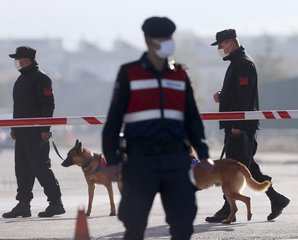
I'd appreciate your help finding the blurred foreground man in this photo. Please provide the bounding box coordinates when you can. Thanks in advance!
[102,17,213,240]
[2,46,65,218]
[207,29,290,223]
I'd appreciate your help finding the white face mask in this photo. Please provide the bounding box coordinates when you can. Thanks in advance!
[154,39,175,59]
[14,59,22,70]
[217,48,229,58]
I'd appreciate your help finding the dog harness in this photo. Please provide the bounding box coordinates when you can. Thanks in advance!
[82,154,107,176]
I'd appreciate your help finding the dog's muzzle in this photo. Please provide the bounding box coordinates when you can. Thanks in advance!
[61,158,74,167]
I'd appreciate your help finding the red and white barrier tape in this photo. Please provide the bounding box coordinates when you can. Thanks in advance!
[0,110,297,128]
[0,116,106,128]
[200,110,298,121]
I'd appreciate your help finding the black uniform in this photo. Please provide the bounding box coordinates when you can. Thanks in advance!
[207,29,290,223]
[219,46,271,182]
[103,53,209,240]
[12,63,62,203]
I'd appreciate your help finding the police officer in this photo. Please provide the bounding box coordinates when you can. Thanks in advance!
[206,29,290,223]
[2,46,65,218]
[102,16,213,240]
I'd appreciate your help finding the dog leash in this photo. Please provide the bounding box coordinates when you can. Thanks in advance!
[220,135,231,159]
[50,139,65,161]
[39,134,65,161]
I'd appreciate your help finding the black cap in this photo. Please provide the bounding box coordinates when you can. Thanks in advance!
[142,16,176,38]
[9,46,36,60]
[211,29,237,46]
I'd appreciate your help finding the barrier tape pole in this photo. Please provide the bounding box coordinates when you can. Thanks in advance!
[0,110,297,128]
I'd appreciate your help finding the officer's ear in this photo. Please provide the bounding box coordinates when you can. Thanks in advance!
[145,36,153,48]
[145,36,159,53]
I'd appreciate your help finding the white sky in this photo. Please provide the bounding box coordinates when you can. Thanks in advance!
[1,0,298,50]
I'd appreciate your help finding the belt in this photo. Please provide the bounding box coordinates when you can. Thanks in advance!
[126,142,188,156]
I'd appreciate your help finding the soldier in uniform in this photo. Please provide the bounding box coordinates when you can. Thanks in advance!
[102,16,213,240]
[206,29,290,223]
[2,46,65,218]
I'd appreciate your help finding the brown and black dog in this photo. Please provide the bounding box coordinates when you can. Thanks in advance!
[61,140,119,217]
[192,152,272,224]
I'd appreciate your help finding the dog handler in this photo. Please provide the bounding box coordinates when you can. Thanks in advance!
[102,16,213,240]
[207,29,290,223]
[2,46,65,218]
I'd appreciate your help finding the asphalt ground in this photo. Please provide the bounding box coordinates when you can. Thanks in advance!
[0,147,297,240]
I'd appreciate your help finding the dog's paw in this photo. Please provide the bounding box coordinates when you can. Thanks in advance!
[247,213,252,221]
[109,212,116,216]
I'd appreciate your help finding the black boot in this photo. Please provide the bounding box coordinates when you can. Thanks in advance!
[38,199,65,218]
[2,202,31,218]
[205,197,236,223]
[266,187,290,221]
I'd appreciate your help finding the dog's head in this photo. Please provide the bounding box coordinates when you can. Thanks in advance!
[61,139,84,167]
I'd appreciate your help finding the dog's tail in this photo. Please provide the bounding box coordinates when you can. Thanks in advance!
[238,162,272,192]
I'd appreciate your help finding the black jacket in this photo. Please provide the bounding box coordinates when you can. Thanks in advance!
[12,63,55,136]
[219,46,259,130]
[102,53,209,165]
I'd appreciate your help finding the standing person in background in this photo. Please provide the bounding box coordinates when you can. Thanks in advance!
[206,29,290,223]
[102,16,213,240]
[2,46,65,218]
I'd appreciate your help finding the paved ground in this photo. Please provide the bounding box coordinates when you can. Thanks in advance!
[0,147,297,240]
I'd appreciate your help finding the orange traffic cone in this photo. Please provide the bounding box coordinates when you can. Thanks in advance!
[74,208,90,240]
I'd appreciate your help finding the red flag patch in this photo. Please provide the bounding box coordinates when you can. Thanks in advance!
[239,76,249,86]
[43,88,53,96]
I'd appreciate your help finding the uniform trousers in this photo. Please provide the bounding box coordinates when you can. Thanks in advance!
[118,151,197,240]
[224,129,272,182]
[14,134,62,203]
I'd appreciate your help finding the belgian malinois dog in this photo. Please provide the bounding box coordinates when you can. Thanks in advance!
[61,140,119,217]
[192,157,272,224]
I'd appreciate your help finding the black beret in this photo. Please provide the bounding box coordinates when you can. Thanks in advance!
[211,29,237,46]
[9,46,36,60]
[142,16,176,38]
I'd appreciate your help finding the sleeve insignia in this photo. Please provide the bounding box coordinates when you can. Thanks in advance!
[239,76,249,85]
[43,88,53,96]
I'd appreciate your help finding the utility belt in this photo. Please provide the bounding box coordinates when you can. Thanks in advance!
[126,142,188,156]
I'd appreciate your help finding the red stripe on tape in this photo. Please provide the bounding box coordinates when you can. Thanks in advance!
[277,111,291,119]
[0,118,67,127]
[82,117,103,125]
[262,112,275,119]
[201,112,245,120]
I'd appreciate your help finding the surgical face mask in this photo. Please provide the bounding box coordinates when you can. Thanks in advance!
[154,39,175,59]
[217,48,229,58]
[14,59,22,70]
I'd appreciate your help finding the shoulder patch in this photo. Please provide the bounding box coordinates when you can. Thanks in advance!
[43,87,53,96]
[239,76,249,86]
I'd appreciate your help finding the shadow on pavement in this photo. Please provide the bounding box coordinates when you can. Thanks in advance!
[194,220,269,233]
[1,214,107,224]
[97,224,169,239]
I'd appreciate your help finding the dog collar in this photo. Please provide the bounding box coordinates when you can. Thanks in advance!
[82,154,106,176]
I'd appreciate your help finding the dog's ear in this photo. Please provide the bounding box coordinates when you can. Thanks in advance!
[76,139,82,146]
[75,141,83,155]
